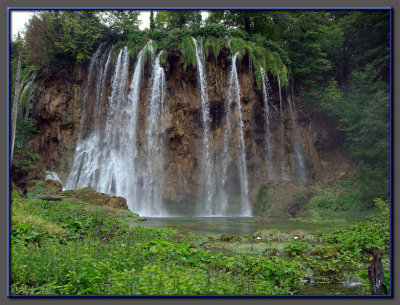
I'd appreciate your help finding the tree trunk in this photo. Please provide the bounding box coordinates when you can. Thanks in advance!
[11,47,22,161]
[368,251,388,295]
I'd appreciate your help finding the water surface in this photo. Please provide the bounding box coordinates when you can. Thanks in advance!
[135,216,345,236]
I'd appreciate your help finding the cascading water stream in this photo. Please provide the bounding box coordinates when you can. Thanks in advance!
[277,69,286,178]
[65,43,112,189]
[260,67,275,180]
[45,171,63,185]
[18,74,36,119]
[140,51,167,216]
[220,53,252,216]
[287,84,307,182]
[66,42,167,216]
[192,37,215,216]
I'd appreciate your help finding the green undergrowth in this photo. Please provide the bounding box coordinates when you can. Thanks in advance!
[10,186,390,295]
[203,199,390,293]
[305,179,380,221]
[11,195,303,295]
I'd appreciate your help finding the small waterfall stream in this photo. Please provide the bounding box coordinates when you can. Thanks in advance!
[192,37,215,216]
[220,53,252,216]
[260,67,274,180]
[140,51,167,216]
[287,84,307,182]
[277,69,286,179]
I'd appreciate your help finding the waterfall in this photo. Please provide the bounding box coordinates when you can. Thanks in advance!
[287,84,307,182]
[277,69,286,179]
[66,42,166,216]
[220,53,252,216]
[192,37,215,216]
[260,67,274,180]
[45,171,62,185]
[18,73,36,119]
[140,51,167,216]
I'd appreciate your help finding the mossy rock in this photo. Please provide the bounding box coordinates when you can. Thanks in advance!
[75,187,128,210]
[28,179,63,197]
[62,189,76,197]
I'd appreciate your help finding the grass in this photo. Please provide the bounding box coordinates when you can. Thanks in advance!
[10,184,390,296]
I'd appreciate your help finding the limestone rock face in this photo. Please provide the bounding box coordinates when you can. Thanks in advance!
[28,49,353,211]
[29,64,85,182]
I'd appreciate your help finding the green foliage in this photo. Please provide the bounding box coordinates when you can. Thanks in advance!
[150,10,155,32]
[317,69,389,204]
[27,179,62,198]
[154,10,202,31]
[204,36,223,60]
[14,150,40,170]
[11,201,67,239]
[179,36,196,71]
[100,11,141,38]
[24,11,105,69]
[284,241,311,257]
[10,196,306,295]
[264,40,291,66]
[10,192,390,295]
[15,117,37,150]
[59,11,104,63]
[230,37,249,60]
[198,23,229,38]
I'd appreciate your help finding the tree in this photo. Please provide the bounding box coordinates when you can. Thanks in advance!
[154,10,201,30]
[59,10,105,62]
[24,10,105,68]
[11,47,22,161]
[283,11,342,89]
[315,10,390,203]
[150,10,155,32]
[101,10,140,38]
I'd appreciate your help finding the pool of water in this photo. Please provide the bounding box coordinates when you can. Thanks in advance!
[134,216,346,236]
[299,281,366,295]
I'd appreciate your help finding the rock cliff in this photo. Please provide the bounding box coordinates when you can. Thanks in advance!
[27,46,353,215]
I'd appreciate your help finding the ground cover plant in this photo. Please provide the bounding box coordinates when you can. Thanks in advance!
[10,186,390,296]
